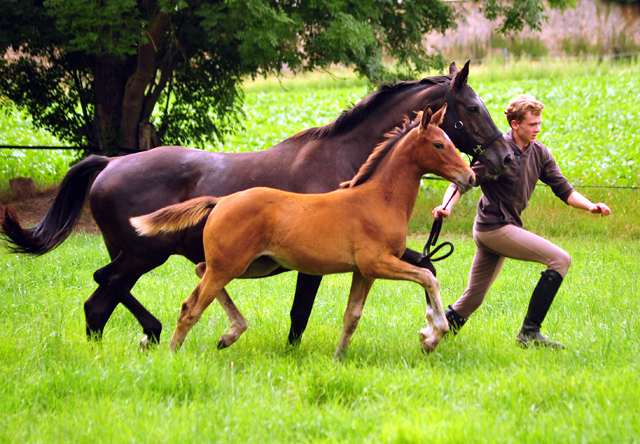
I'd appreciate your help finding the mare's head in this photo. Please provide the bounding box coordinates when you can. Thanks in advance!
[444,61,513,176]
[415,104,475,194]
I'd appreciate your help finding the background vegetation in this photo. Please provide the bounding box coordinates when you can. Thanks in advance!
[1,58,639,442]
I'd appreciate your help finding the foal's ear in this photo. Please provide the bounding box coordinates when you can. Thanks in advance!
[449,61,458,74]
[420,106,433,129]
[452,60,470,89]
[430,103,447,127]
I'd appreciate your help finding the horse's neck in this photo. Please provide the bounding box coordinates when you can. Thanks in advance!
[328,84,447,170]
[362,133,425,220]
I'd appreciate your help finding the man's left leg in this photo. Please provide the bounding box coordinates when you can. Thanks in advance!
[491,225,570,349]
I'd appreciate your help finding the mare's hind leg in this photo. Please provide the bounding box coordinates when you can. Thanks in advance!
[87,251,167,346]
[84,243,123,341]
[359,254,448,353]
[288,273,323,346]
[334,272,374,360]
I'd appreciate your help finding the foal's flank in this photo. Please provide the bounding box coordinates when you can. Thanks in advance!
[131,104,474,357]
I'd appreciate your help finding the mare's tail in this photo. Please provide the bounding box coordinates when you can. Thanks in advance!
[130,196,220,237]
[1,155,111,255]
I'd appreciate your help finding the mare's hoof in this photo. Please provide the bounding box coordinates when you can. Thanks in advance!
[140,336,158,351]
[86,328,104,342]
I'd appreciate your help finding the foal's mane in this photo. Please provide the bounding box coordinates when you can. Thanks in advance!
[290,75,451,142]
[339,115,421,189]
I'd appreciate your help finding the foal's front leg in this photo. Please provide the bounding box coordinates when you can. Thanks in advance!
[361,254,449,353]
[334,272,375,360]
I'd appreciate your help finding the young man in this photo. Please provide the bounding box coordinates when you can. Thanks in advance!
[433,94,611,349]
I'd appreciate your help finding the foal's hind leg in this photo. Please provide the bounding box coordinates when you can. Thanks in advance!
[169,273,247,352]
[334,272,374,360]
[215,287,248,349]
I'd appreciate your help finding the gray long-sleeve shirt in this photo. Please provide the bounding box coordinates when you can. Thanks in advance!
[473,130,574,232]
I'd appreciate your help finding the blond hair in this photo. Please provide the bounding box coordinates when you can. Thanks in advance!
[504,94,544,124]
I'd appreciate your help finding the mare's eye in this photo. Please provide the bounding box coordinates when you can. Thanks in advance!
[434,143,444,150]
[467,106,479,114]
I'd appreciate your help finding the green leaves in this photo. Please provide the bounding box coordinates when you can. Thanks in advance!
[44,0,142,57]
[0,0,589,154]
[480,0,575,34]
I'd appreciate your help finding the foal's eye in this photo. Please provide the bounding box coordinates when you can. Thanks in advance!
[434,143,444,150]
[467,106,479,114]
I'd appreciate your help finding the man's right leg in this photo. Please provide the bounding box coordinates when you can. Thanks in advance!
[448,231,506,333]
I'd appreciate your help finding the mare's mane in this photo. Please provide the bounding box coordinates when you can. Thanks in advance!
[290,75,451,142]
[339,115,421,189]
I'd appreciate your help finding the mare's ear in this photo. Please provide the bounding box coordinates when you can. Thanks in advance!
[420,106,433,129]
[449,61,458,74]
[452,59,470,90]
[430,103,447,127]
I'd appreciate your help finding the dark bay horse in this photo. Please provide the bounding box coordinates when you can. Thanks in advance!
[131,105,475,356]
[0,61,512,346]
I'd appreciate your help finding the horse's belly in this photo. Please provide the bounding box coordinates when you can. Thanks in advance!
[269,249,357,276]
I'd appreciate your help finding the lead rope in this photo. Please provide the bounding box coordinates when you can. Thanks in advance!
[422,185,458,262]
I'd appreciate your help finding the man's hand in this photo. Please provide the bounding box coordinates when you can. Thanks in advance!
[588,202,612,216]
[432,205,451,219]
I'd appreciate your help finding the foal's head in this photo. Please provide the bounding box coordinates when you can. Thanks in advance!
[415,104,475,194]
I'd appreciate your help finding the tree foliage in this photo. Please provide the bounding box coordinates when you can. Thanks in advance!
[0,0,567,155]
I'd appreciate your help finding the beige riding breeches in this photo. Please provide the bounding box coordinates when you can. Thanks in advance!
[451,223,571,318]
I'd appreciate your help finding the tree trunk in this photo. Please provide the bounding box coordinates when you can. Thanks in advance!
[92,54,134,155]
[120,9,171,151]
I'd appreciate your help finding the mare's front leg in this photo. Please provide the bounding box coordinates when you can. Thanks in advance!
[289,273,323,345]
[334,272,375,360]
[361,254,448,353]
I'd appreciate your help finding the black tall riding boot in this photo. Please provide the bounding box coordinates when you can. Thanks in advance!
[445,305,467,335]
[516,269,565,349]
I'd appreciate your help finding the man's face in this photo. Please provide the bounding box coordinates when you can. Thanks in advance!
[512,111,542,147]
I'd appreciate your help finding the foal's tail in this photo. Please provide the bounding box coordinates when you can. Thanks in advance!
[1,155,110,255]
[130,196,220,237]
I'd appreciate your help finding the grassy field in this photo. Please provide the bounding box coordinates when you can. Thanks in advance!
[1,59,640,442]
[0,233,638,442]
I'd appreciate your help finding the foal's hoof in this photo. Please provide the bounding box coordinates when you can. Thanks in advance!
[419,329,440,354]
[217,336,231,350]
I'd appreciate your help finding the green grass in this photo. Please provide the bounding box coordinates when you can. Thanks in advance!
[1,232,638,442]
